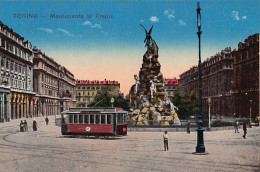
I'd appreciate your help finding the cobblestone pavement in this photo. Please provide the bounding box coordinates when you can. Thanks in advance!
[0,116,259,172]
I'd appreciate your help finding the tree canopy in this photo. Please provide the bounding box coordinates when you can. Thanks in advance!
[171,86,198,119]
[88,89,130,111]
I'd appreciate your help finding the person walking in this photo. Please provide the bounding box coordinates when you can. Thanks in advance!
[242,121,247,139]
[234,120,239,133]
[163,131,169,151]
[20,120,24,132]
[187,121,191,134]
[45,116,49,125]
[33,119,38,131]
[24,120,28,131]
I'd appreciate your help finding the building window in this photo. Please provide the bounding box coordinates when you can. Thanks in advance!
[1,57,4,67]
[1,39,5,48]
[15,63,18,72]
[6,60,9,69]
[19,65,21,73]
[11,61,14,71]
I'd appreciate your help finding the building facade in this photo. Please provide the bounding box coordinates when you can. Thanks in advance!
[0,21,35,122]
[75,80,120,106]
[33,48,76,117]
[232,34,259,119]
[179,47,233,117]
[165,78,179,99]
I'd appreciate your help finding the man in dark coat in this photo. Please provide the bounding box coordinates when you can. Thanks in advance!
[33,119,37,131]
[45,116,49,125]
[242,121,247,139]
[20,120,24,132]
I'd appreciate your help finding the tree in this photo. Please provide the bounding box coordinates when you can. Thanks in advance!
[171,86,198,119]
[76,102,86,107]
[88,89,130,111]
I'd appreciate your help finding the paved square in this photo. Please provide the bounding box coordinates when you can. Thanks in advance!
[0,116,259,172]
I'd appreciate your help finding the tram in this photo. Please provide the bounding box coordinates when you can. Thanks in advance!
[61,107,128,137]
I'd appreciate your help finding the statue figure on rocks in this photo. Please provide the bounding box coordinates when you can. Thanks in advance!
[134,74,140,94]
[140,24,154,48]
[129,24,181,126]
[150,80,156,98]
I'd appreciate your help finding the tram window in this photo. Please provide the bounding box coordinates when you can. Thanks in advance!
[74,115,78,123]
[107,115,111,124]
[79,115,83,124]
[69,115,73,123]
[84,115,89,124]
[117,114,123,124]
[96,115,100,124]
[101,115,105,124]
[90,115,94,124]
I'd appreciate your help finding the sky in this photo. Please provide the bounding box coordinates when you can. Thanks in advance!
[0,0,259,95]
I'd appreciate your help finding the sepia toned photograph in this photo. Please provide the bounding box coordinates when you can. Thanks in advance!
[0,0,259,171]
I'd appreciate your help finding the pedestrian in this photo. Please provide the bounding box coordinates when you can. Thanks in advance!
[20,120,24,132]
[33,119,38,131]
[24,120,28,131]
[242,121,247,139]
[163,131,169,151]
[234,120,239,133]
[187,121,191,134]
[45,116,49,125]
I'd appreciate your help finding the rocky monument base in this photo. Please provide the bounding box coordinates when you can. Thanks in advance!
[129,41,181,126]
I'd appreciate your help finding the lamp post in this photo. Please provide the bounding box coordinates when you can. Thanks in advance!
[249,100,252,124]
[194,2,207,155]
[110,97,114,108]
[208,97,211,128]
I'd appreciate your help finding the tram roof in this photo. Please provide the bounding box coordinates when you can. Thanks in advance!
[61,109,128,114]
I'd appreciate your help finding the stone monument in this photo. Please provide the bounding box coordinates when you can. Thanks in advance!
[129,25,181,126]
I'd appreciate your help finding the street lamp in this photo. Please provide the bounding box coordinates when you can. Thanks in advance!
[208,97,211,128]
[194,2,207,155]
[110,97,114,108]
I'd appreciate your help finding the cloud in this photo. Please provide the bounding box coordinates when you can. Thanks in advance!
[82,20,92,26]
[164,9,175,20]
[150,16,159,23]
[232,11,240,20]
[178,19,186,26]
[57,28,74,36]
[231,11,247,21]
[91,24,102,29]
[140,19,144,23]
[38,27,53,33]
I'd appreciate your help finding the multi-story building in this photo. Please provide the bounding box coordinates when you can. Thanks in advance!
[0,21,35,122]
[178,66,198,95]
[179,47,233,117]
[164,78,179,99]
[232,34,259,119]
[33,47,76,117]
[75,80,120,106]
